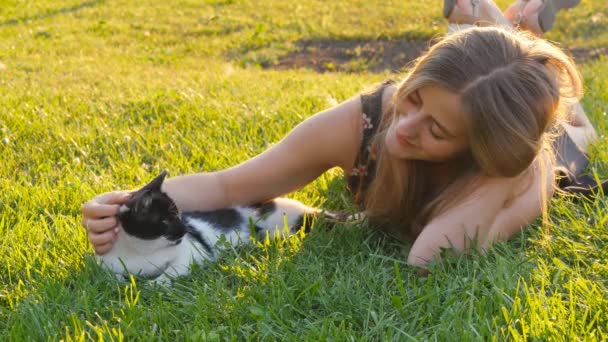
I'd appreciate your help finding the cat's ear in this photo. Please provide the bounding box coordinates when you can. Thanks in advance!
[141,170,168,192]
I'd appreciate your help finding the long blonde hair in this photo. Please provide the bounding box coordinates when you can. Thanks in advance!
[360,27,582,240]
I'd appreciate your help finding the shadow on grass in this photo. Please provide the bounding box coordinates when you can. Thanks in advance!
[269,37,607,73]
[272,37,429,73]
[570,46,608,63]
[0,0,104,27]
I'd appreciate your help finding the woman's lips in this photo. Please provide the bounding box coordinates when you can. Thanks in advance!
[396,133,414,148]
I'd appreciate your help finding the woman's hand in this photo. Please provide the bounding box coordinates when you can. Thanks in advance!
[81,191,131,255]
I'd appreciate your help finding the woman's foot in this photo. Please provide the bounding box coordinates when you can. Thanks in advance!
[444,0,512,28]
[564,102,598,150]
[504,0,581,36]
[443,0,476,24]
[504,0,545,35]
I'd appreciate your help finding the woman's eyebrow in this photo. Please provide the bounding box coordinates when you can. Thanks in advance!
[418,90,456,138]
[433,118,455,137]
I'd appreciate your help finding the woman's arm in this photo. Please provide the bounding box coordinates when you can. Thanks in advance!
[407,155,554,268]
[486,153,555,243]
[162,95,364,211]
[406,176,515,267]
[82,94,365,254]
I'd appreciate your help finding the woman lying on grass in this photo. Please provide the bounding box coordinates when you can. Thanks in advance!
[82,0,597,268]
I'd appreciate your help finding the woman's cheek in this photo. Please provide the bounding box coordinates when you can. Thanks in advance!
[423,139,449,161]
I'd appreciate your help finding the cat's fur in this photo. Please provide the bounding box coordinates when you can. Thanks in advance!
[98,171,322,284]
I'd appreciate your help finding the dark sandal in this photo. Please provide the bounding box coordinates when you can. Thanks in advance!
[443,0,481,22]
[560,174,608,202]
[539,0,581,32]
[444,0,458,18]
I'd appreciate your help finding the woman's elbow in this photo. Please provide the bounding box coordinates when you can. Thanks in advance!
[406,238,445,271]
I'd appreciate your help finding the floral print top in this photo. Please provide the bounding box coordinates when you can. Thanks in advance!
[347,80,395,202]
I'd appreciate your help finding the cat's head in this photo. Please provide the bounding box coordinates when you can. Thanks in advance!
[118,170,186,243]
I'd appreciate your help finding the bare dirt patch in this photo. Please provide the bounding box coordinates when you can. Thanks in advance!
[271,38,607,73]
[569,46,608,63]
[272,38,430,73]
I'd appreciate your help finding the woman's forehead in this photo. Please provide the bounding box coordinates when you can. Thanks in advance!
[417,85,467,138]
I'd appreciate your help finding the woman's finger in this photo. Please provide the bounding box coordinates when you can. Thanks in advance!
[82,191,131,218]
[88,229,117,248]
[82,200,120,219]
[94,191,132,205]
[94,242,115,255]
[83,216,118,234]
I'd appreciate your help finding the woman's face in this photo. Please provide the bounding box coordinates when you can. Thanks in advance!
[386,85,469,162]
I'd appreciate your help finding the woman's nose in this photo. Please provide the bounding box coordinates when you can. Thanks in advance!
[395,113,420,138]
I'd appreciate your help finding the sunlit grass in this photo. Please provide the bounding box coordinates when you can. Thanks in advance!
[1,0,607,339]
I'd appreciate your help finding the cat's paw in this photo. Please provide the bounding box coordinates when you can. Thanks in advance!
[113,272,128,282]
[151,274,172,286]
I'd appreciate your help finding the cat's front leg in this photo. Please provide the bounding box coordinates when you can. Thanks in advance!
[112,272,127,282]
[151,273,172,286]
[151,265,188,286]
[164,262,190,279]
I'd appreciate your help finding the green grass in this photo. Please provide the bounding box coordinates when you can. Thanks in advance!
[1,0,607,340]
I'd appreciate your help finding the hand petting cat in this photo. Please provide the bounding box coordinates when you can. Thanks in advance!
[81,191,132,255]
[93,171,324,284]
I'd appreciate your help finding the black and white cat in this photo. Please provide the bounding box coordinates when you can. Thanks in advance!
[98,171,325,284]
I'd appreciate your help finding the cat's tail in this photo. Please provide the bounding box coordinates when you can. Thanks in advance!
[321,211,366,225]
[296,210,364,233]
[250,198,364,235]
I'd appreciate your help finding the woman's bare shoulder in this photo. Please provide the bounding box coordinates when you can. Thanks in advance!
[503,150,555,208]
[308,94,366,170]
[484,152,555,244]
[381,83,398,114]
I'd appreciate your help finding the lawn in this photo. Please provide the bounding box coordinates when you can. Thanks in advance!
[1,0,607,340]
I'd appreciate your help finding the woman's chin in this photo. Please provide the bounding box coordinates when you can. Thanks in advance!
[385,133,423,159]
[386,141,411,159]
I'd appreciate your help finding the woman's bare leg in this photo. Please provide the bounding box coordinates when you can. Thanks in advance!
[504,0,545,35]
[552,103,598,182]
[562,102,598,153]
[504,0,582,36]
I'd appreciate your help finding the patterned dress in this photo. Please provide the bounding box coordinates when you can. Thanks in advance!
[346,80,395,201]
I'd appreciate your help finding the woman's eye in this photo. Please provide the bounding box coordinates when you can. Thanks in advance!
[407,94,419,105]
[429,125,444,140]
[408,90,422,104]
